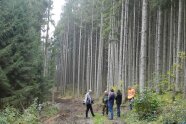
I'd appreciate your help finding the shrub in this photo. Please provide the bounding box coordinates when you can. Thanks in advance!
[42,103,59,117]
[0,107,19,124]
[134,90,161,121]
[16,99,40,124]
[162,101,186,124]
[0,99,40,124]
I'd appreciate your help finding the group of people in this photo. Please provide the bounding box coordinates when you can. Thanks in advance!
[83,87,136,120]
[102,89,122,120]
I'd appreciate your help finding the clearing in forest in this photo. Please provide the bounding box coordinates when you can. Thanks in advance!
[42,98,125,124]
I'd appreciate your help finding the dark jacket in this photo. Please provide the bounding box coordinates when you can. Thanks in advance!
[108,92,115,106]
[115,92,122,105]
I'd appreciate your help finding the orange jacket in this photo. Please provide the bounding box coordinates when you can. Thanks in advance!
[128,88,135,99]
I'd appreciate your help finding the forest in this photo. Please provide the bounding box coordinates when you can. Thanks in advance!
[0,0,186,124]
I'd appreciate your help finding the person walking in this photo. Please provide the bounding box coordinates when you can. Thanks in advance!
[127,87,136,110]
[108,89,115,120]
[84,89,95,118]
[102,91,108,116]
[115,90,122,117]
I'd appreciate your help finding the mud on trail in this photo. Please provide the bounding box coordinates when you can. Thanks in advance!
[42,98,96,124]
[42,98,125,124]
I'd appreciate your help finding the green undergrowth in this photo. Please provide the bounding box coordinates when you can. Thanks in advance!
[93,113,126,124]
[124,92,186,124]
[0,100,40,124]
[93,113,107,124]
[0,99,59,124]
[86,92,186,124]
[41,103,59,118]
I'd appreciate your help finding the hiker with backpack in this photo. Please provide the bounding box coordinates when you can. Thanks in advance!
[102,90,108,116]
[115,90,122,117]
[83,89,95,118]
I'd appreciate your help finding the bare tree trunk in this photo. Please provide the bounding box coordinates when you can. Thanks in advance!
[118,0,124,87]
[82,35,86,94]
[77,11,82,96]
[139,0,147,93]
[156,7,162,93]
[107,43,112,90]
[96,1,104,97]
[162,11,167,75]
[172,1,177,94]
[169,1,173,86]
[86,37,90,91]
[94,28,98,93]
[184,0,186,99]
[90,0,94,91]
[122,0,129,99]
[147,8,151,87]
[132,0,136,85]
[135,0,141,86]
[72,23,76,95]
[44,4,50,77]
[64,31,69,95]
[175,0,183,92]
[128,12,132,87]
[59,35,64,93]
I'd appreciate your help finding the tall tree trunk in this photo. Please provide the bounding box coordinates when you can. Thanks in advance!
[44,4,50,77]
[107,43,112,90]
[94,28,98,93]
[156,7,162,93]
[147,8,151,87]
[90,0,94,91]
[175,0,183,92]
[122,0,129,99]
[96,1,104,97]
[162,11,167,75]
[77,11,82,96]
[82,25,87,93]
[87,37,90,91]
[132,0,136,85]
[184,0,186,99]
[135,0,141,86]
[169,1,173,86]
[118,0,124,87]
[72,23,76,95]
[139,0,147,93]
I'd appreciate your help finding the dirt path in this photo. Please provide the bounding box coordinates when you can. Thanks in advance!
[42,98,94,124]
[42,98,125,124]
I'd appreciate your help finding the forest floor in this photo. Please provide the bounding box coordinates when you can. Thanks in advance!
[41,97,126,124]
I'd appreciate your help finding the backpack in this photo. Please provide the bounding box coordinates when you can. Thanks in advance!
[103,96,108,104]
[86,97,91,105]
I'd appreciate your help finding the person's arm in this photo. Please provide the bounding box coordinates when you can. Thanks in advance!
[115,95,117,100]
[102,97,104,103]
[84,93,87,103]
[121,95,122,104]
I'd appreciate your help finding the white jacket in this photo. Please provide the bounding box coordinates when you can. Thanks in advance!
[83,92,92,104]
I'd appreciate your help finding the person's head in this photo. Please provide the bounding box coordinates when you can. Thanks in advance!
[117,90,121,94]
[110,89,114,92]
[88,89,92,93]
[104,90,108,95]
[128,87,132,90]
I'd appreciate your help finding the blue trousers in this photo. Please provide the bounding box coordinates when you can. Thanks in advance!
[108,104,113,120]
[117,104,121,117]
[129,98,134,110]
